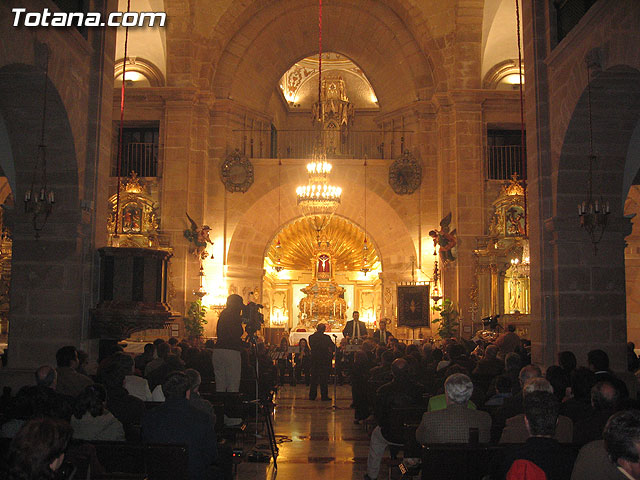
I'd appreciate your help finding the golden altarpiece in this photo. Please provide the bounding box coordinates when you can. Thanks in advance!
[107,173,166,249]
[472,176,530,337]
[297,238,348,330]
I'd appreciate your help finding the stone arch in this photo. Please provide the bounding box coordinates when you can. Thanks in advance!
[0,62,83,368]
[226,179,417,276]
[209,0,441,112]
[549,65,640,369]
[556,66,640,219]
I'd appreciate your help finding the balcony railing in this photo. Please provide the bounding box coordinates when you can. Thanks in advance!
[485,145,526,181]
[112,142,159,177]
[233,129,413,159]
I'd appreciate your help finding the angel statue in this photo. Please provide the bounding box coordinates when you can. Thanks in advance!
[429,212,457,264]
[183,212,214,259]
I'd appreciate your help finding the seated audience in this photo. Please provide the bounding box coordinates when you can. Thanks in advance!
[559,366,597,424]
[573,381,620,446]
[55,346,93,397]
[602,410,640,480]
[628,343,640,373]
[71,384,125,441]
[416,373,491,444]
[365,358,424,480]
[546,364,570,402]
[100,362,144,441]
[112,353,153,401]
[558,350,577,378]
[571,438,623,480]
[352,350,374,423]
[500,377,573,444]
[1,384,71,438]
[472,344,504,396]
[588,349,629,399]
[4,417,73,480]
[369,350,395,385]
[147,353,185,392]
[185,368,216,423]
[145,341,170,377]
[134,343,156,374]
[484,375,513,407]
[142,371,218,480]
[495,324,520,358]
[494,391,577,479]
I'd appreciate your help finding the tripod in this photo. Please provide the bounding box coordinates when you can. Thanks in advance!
[328,334,343,410]
[247,334,279,467]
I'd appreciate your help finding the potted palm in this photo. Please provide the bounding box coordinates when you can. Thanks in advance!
[184,298,207,343]
[431,298,459,339]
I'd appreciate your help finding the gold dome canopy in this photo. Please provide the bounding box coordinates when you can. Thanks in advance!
[266,216,380,273]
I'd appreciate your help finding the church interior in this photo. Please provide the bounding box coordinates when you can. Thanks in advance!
[1,0,640,478]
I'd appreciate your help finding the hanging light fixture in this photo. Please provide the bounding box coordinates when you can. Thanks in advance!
[295,0,342,231]
[275,159,284,272]
[25,43,55,238]
[577,61,609,254]
[361,157,370,274]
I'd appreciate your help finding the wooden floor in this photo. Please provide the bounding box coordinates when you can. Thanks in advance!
[237,384,383,480]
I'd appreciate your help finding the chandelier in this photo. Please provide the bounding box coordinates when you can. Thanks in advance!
[577,60,609,254]
[25,43,55,238]
[296,151,342,217]
[295,0,342,230]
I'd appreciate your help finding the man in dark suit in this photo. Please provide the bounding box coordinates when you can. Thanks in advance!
[308,323,335,401]
[372,318,391,345]
[416,373,491,444]
[342,311,369,341]
[494,391,577,479]
[142,372,218,480]
[588,349,630,399]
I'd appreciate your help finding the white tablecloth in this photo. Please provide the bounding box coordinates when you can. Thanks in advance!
[289,330,343,346]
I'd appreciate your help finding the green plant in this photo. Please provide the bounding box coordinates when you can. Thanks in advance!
[431,298,459,339]
[184,299,207,339]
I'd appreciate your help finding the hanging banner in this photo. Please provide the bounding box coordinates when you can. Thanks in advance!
[397,284,430,328]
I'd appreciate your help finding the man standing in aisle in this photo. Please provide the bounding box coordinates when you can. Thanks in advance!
[309,323,335,401]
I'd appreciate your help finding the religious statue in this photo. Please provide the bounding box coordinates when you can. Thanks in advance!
[429,213,457,264]
[183,212,214,259]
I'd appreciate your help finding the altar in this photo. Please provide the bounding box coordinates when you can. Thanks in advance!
[289,330,344,346]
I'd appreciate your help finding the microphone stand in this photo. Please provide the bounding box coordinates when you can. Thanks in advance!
[328,334,343,410]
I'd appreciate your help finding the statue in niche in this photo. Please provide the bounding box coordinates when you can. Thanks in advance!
[505,206,526,236]
[122,203,142,233]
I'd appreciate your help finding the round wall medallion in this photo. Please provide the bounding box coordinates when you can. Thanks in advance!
[389,150,422,195]
[220,149,254,193]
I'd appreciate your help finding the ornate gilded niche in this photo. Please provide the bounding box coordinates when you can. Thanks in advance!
[107,173,161,248]
[473,176,530,335]
[298,238,348,330]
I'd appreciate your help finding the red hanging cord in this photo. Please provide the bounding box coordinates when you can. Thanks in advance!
[318,0,322,111]
[114,0,131,236]
[515,0,527,235]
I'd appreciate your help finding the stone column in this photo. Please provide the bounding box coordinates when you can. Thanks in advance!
[435,93,484,336]
[161,93,208,317]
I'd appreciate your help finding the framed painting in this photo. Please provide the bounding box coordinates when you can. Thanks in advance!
[397,284,430,328]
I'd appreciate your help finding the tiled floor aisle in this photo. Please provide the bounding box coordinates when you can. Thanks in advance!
[237,384,377,480]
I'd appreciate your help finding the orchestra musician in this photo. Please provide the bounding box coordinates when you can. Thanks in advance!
[342,311,369,343]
